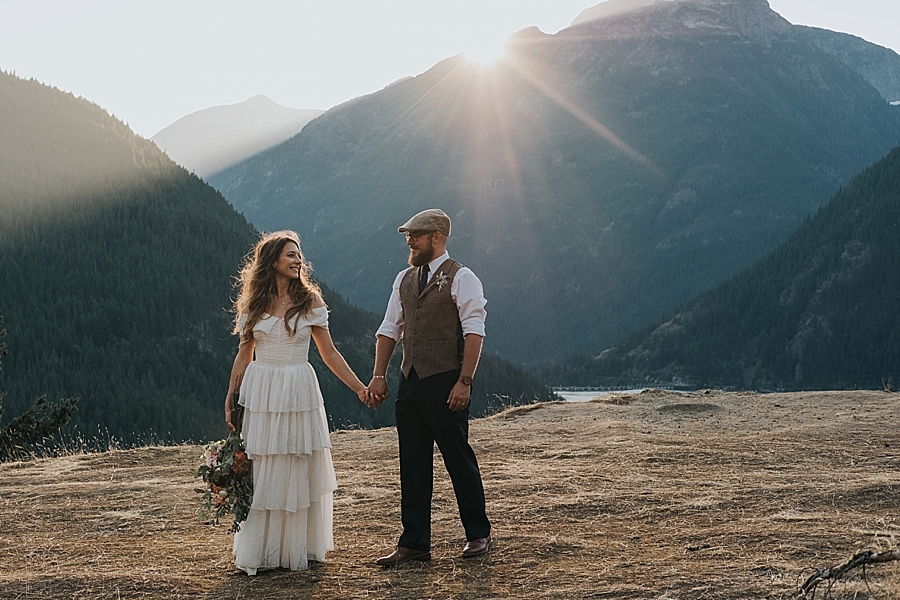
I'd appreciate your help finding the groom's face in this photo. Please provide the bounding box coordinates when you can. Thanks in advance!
[407,231,436,267]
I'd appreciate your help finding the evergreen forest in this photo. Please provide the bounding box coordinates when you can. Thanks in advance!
[543,145,900,391]
[0,72,553,448]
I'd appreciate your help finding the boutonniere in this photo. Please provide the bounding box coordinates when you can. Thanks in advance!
[433,271,449,291]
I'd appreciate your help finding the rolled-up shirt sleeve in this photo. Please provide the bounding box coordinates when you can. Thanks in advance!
[453,267,487,337]
[375,269,408,341]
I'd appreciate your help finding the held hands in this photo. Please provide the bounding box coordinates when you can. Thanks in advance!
[356,386,378,408]
[361,376,470,410]
[367,376,390,408]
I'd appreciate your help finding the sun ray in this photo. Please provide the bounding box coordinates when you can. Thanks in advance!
[499,51,666,179]
[367,57,473,155]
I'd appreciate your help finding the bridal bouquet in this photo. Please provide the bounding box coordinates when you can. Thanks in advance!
[196,388,253,533]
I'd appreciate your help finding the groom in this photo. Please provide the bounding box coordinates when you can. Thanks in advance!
[368,208,492,566]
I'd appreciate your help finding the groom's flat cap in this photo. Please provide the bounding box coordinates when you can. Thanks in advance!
[398,208,451,236]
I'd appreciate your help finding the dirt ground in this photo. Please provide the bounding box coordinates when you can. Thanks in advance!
[2,389,898,599]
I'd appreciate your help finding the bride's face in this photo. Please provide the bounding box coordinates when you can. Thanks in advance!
[272,242,302,280]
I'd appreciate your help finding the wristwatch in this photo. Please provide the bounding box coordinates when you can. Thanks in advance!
[459,375,473,386]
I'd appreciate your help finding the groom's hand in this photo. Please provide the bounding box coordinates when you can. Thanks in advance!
[368,376,389,408]
[447,381,471,412]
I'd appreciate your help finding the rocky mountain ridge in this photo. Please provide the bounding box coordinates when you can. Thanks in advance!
[798,26,900,104]
[571,0,900,105]
[570,0,790,39]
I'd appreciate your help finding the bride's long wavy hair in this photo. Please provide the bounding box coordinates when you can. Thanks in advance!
[232,230,322,340]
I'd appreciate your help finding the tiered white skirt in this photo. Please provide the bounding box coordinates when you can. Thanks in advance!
[233,361,337,574]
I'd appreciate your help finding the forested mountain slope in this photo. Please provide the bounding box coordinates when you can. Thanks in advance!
[210,0,900,363]
[0,72,552,445]
[544,146,900,390]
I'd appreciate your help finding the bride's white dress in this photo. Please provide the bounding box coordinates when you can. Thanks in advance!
[233,307,337,574]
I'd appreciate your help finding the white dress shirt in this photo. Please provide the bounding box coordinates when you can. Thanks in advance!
[376,251,487,342]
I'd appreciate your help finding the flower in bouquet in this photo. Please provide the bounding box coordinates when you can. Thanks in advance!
[196,430,253,533]
[232,449,250,474]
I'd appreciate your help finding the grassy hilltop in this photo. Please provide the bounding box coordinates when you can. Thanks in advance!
[2,390,898,599]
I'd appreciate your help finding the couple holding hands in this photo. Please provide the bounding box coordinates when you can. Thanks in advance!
[224,209,492,575]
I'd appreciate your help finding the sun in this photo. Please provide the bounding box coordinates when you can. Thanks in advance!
[463,38,508,66]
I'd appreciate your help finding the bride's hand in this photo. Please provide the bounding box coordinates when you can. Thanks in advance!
[357,387,373,407]
[225,404,235,431]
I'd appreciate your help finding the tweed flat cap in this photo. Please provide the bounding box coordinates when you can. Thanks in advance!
[398,208,451,236]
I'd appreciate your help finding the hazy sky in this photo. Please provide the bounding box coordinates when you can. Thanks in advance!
[1,0,898,138]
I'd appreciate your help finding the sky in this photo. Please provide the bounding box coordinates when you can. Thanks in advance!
[1,0,898,139]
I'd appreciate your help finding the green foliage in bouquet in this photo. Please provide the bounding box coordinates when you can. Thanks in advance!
[195,396,253,533]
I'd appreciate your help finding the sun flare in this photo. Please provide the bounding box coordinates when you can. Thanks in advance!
[463,39,508,66]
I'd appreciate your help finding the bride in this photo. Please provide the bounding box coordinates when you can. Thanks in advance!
[224,230,370,575]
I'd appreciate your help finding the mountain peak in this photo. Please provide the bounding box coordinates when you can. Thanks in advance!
[245,94,278,105]
[509,25,550,40]
[570,0,790,39]
[151,97,323,178]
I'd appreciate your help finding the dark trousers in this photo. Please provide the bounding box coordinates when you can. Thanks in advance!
[395,368,491,551]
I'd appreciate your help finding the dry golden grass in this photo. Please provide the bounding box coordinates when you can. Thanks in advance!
[2,389,899,599]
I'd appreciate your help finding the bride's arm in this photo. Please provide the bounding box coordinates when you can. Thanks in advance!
[225,336,255,431]
[310,326,369,405]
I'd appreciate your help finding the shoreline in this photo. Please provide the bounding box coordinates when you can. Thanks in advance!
[554,389,646,402]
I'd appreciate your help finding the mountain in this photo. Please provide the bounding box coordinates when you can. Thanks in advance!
[543,145,900,391]
[209,0,900,364]
[151,95,322,178]
[575,2,900,105]
[797,26,900,104]
[0,72,553,445]
[571,0,671,26]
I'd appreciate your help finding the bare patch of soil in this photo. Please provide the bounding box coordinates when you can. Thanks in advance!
[2,390,899,599]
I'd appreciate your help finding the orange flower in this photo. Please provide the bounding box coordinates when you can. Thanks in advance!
[232,450,250,474]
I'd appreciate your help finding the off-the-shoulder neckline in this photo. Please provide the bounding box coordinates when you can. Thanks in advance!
[260,305,328,320]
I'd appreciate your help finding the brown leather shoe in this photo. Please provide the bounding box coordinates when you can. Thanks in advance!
[375,546,431,566]
[462,536,492,558]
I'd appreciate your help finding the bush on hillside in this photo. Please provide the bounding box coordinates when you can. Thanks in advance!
[0,315,79,462]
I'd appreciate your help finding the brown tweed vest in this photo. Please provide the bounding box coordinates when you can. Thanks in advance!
[399,258,465,379]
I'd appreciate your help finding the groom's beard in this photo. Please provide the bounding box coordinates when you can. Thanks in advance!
[408,243,436,267]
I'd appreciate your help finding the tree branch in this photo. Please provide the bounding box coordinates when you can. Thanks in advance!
[799,548,900,598]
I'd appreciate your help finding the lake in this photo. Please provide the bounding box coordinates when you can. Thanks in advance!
[555,389,644,403]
